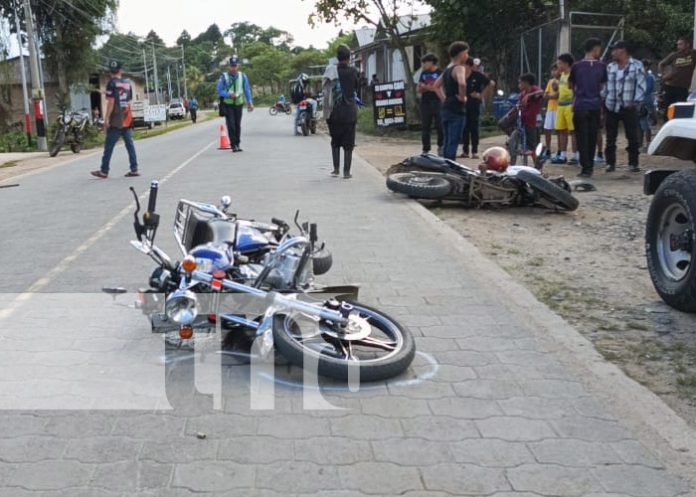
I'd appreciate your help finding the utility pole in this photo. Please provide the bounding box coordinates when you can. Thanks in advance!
[558,0,570,54]
[166,66,172,101]
[142,49,150,104]
[151,41,160,104]
[23,0,46,151]
[175,64,181,99]
[181,45,188,100]
[13,0,31,145]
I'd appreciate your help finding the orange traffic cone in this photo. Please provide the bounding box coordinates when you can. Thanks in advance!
[218,125,231,150]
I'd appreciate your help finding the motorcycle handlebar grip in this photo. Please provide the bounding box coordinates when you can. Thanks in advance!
[271,218,286,228]
[147,180,159,213]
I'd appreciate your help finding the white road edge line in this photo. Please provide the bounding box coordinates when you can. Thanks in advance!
[0,139,217,322]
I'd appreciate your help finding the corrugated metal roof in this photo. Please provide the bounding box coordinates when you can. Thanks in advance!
[395,13,431,35]
[355,27,376,47]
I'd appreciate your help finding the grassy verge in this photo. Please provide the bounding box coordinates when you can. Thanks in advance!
[46,111,218,154]
[356,107,502,141]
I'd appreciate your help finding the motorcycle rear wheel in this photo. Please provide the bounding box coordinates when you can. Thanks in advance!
[49,130,65,157]
[285,106,293,115]
[300,114,309,136]
[272,301,415,382]
[517,170,579,211]
[70,140,82,154]
[386,173,452,199]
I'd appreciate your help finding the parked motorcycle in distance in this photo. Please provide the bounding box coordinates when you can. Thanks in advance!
[386,145,579,211]
[297,98,318,136]
[269,102,292,115]
[49,109,90,157]
[116,182,416,382]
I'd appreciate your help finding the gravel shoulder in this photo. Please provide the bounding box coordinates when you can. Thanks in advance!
[357,130,696,426]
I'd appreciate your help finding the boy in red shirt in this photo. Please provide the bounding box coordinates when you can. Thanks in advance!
[518,73,544,151]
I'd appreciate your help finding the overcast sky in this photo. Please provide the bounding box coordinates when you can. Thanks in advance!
[116,0,356,49]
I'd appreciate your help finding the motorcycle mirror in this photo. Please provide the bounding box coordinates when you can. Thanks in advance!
[220,195,232,211]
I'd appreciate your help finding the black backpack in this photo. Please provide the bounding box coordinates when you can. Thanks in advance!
[291,80,305,104]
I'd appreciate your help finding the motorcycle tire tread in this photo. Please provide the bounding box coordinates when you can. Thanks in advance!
[312,248,333,276]
[645,169,696,313]
[517,170,579,211]
[386,173,452,199]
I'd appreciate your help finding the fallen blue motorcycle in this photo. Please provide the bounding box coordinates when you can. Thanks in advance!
[117,181,415,382]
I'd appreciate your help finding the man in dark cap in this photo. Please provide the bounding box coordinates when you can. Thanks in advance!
[217,56,254,152]
[91,60,140,178]
[602,40,646,173]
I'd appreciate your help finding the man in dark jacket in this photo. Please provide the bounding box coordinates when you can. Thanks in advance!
[327,45,359,179]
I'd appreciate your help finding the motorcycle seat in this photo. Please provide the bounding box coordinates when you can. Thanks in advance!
[408,154,449,171]
[184,212,236,252]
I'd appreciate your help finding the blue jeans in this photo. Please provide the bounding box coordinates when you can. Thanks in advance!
[441,109,466,160]
[101,127,138,174]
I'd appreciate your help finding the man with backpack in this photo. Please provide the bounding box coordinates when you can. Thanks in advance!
[91,60,139,178]
[291,74,309,135]
[323,45,359,179]
[217,56,254,152]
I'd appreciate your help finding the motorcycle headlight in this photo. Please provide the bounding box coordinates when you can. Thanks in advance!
[164,290,198,325]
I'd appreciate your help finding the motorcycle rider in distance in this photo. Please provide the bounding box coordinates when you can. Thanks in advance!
[292,74,312,135]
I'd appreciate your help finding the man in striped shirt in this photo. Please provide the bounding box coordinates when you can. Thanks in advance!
[602,41,646,173]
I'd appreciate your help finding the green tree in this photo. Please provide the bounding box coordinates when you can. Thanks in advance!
[310,0,420,116]
[194,24,224,45]
[426,0,550,90]
[145,29,165,46]
[0,0,117,101]
[225,22,264,49]
[177,30,192,47]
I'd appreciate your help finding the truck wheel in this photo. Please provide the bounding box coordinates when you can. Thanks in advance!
[646,169,696,312]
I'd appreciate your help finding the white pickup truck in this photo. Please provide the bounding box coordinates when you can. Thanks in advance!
[646,96,696,312]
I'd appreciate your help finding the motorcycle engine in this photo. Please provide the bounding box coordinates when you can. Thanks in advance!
[234,263,264,285]
[264,249,312,290]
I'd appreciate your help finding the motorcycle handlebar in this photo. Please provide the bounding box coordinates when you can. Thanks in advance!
[147,180,159,214]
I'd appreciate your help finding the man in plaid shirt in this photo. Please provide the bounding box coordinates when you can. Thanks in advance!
[602,40,647,173]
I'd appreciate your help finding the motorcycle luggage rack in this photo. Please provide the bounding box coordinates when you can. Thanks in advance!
[174,199,227,255]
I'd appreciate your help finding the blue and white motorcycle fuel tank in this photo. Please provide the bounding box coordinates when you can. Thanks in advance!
[236,224,272,254]
[189,245,233,274]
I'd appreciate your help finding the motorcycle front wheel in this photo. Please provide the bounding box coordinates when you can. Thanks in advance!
[70,137,82,154]
[269,106,278,116]
[49,129,65,157]
[273,301,415,382]
[517,170,579,211]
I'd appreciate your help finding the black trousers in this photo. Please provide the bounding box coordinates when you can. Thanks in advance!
[663,85,689,117]
[224,104,243,146]
[573,109,601,173]
[190,109,197,123]
[462,103,481,154]
[605,107,640,167]
[420,99,443,152]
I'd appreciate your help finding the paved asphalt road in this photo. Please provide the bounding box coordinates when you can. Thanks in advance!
[0,112,694,496]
